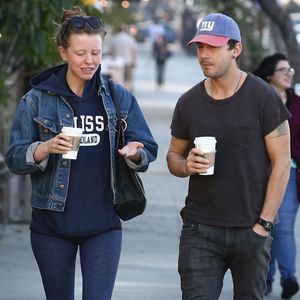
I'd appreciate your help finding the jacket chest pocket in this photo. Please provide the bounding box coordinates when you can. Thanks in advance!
[34,117,61,141]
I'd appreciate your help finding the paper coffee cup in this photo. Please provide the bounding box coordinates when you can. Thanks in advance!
[61,127,83,160]
[194,136,217,175]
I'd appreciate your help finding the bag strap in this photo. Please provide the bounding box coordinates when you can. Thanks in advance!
[107,78,127,132]
[108,78,121,120]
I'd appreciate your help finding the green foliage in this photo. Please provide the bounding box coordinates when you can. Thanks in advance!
[0,70,9,105]
[0,1,107,104]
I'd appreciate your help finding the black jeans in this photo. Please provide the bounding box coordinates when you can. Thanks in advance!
[178,223,272,300]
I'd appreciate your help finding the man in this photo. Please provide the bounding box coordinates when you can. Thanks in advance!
[109,24,138,91]
[166,13,291,299]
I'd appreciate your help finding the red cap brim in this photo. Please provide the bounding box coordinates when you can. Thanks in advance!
[187,35,230,47]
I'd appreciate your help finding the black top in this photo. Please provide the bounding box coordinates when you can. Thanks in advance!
[171,74,290,227]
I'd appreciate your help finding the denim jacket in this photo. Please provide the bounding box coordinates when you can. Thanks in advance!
[5,71,158,212]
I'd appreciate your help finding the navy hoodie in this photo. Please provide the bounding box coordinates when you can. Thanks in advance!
[30,64,121,238]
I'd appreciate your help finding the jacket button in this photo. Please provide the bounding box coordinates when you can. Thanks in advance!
[44,120,49,124]
[59,184,65,190]
[62,161,68,166]
[66,114,71,119]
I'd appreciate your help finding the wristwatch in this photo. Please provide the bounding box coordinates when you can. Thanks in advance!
[256,218,273,232]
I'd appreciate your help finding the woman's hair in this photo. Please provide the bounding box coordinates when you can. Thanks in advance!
[253,53,288,83]
[56,6,106,48]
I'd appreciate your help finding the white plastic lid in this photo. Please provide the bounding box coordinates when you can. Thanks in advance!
[61,127,83,136]
[194,136,217,144]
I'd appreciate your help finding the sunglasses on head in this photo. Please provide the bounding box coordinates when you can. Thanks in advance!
[61,16,103,41]
[68,16,102,29]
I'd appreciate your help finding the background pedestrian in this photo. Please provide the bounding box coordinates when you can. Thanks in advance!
[152,32,171,87]
[254,53,299,299]
[109,24,138,91]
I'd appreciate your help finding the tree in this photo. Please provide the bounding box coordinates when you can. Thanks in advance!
[255,0,300,83]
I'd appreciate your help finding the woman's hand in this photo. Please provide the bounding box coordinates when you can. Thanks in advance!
[45,133,73,155]
[34,133,73,162]
[118,142,144,163]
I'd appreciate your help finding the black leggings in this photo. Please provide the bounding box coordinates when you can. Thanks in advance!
[31,229,122,300]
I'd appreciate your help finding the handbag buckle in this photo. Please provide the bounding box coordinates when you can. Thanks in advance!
[115,118,128,132]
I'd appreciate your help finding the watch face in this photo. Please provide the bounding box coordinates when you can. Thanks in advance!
[265,222,273,231]
[257,218,273,231]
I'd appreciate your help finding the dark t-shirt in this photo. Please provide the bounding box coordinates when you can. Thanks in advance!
[171,73,290,227]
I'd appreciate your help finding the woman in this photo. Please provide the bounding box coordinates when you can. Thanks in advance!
[254,53,299,299]
[5,6,157,300]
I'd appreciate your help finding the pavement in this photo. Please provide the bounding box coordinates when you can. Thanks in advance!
[0,42,300,300]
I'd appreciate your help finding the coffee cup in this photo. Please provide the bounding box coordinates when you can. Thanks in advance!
[61,127,83,160]
[194,136,217,175]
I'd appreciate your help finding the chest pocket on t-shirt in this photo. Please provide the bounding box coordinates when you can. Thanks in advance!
[234,125,258,148]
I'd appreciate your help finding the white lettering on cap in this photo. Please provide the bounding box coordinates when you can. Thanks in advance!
[199,21,215,32]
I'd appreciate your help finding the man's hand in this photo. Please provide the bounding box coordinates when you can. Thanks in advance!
[186,148,210,175]
[252,223,269,237]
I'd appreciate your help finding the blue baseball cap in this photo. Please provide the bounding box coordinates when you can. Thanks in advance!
[187,13,241,47]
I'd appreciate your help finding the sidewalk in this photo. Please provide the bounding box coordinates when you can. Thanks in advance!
[0,42,299,300]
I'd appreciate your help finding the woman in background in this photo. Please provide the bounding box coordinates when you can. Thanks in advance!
[254,53,299,299]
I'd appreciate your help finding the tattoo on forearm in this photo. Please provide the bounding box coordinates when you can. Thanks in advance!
[269,122,288,138]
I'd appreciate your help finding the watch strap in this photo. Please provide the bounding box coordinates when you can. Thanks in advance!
[256,218,273,231]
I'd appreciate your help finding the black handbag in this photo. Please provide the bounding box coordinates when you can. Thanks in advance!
[108,79,147,221]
